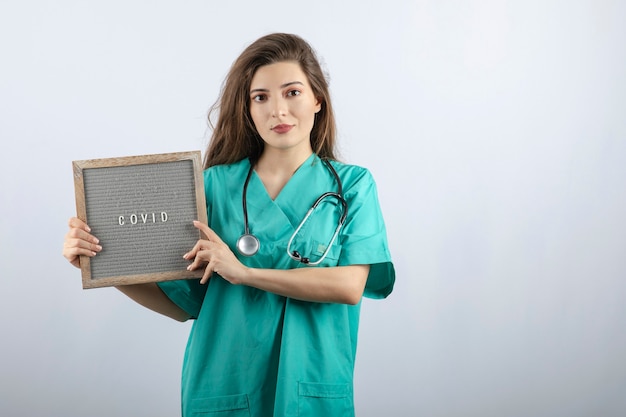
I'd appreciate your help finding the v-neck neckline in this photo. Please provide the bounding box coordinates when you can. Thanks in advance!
[251,153,317,202]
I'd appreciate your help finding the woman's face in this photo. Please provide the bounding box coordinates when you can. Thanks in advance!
[249,61,321,156]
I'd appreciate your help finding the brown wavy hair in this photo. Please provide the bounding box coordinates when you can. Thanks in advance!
[203,33,337,169]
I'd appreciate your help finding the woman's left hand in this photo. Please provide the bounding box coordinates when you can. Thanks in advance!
[184,221,250,285]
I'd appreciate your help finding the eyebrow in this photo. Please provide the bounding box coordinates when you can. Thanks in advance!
[250,81,304,94]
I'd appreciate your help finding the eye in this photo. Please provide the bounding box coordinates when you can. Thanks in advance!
[286,89,301,97]
[251,94,267,102]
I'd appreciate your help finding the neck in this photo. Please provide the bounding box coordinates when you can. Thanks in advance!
[254,148,314,200]
[255,147,313,176]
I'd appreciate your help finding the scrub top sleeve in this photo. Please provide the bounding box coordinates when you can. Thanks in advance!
[157,279,207,319]
[338,168,395,299]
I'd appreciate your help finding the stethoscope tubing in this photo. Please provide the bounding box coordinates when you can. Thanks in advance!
[237,157,347,265]
[286,193,346,265]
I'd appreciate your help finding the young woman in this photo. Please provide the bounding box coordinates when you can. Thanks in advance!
[63,33,395,417]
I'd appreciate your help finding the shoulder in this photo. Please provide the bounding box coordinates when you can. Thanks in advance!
[327,160,377,197]
[327,159,371,181]
[204,158,250,182]
[203,159,250,201]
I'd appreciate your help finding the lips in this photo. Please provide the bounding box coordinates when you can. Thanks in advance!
[271,124,293,134]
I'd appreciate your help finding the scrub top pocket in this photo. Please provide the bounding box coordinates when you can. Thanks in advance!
[297,382,353,417]
[190,393,251,416]
[309,239,342,267]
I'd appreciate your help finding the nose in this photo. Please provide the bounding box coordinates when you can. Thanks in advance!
[271,96,287,117]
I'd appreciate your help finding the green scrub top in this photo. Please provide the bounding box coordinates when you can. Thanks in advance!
[159,154,395,417]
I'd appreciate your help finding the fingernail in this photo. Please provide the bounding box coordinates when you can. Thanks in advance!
[187,265,192,271]
[93,238,99,244]
[95,245,102,251]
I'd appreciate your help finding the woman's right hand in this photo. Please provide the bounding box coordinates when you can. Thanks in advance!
[62,217,102,269]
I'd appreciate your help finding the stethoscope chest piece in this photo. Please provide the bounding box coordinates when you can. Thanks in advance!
[237,233,260,257]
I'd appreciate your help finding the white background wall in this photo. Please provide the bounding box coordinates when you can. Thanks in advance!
[1,1,625,416]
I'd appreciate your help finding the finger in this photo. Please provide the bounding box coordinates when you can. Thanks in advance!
[66,227,100,245]
[193,221,224,244]
[186,248,209,271]
[68,217,92,233]
[63,247,95,259]
[64,237,102,256]
[200,265,213,284]
[64,231,102,252]
[183,239,210,260]
[67,217,99,245]
[65,225,101,249]
[62,244,97,264]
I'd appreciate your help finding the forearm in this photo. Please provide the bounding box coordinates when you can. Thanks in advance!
[185,222,369,304]
[242,265,369,305]
[116,283,191,322]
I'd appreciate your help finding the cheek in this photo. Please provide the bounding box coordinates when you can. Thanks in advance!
[249,107,264,130]
[300,105,318,128]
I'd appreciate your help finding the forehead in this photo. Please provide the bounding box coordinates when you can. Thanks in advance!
[250,61,310,88]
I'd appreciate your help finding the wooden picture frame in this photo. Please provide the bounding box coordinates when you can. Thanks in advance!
[73,151,207,289]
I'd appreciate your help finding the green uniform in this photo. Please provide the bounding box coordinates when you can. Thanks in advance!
[159,154,395,416]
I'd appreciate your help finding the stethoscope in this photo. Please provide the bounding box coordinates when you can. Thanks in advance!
[236,158,348,265]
